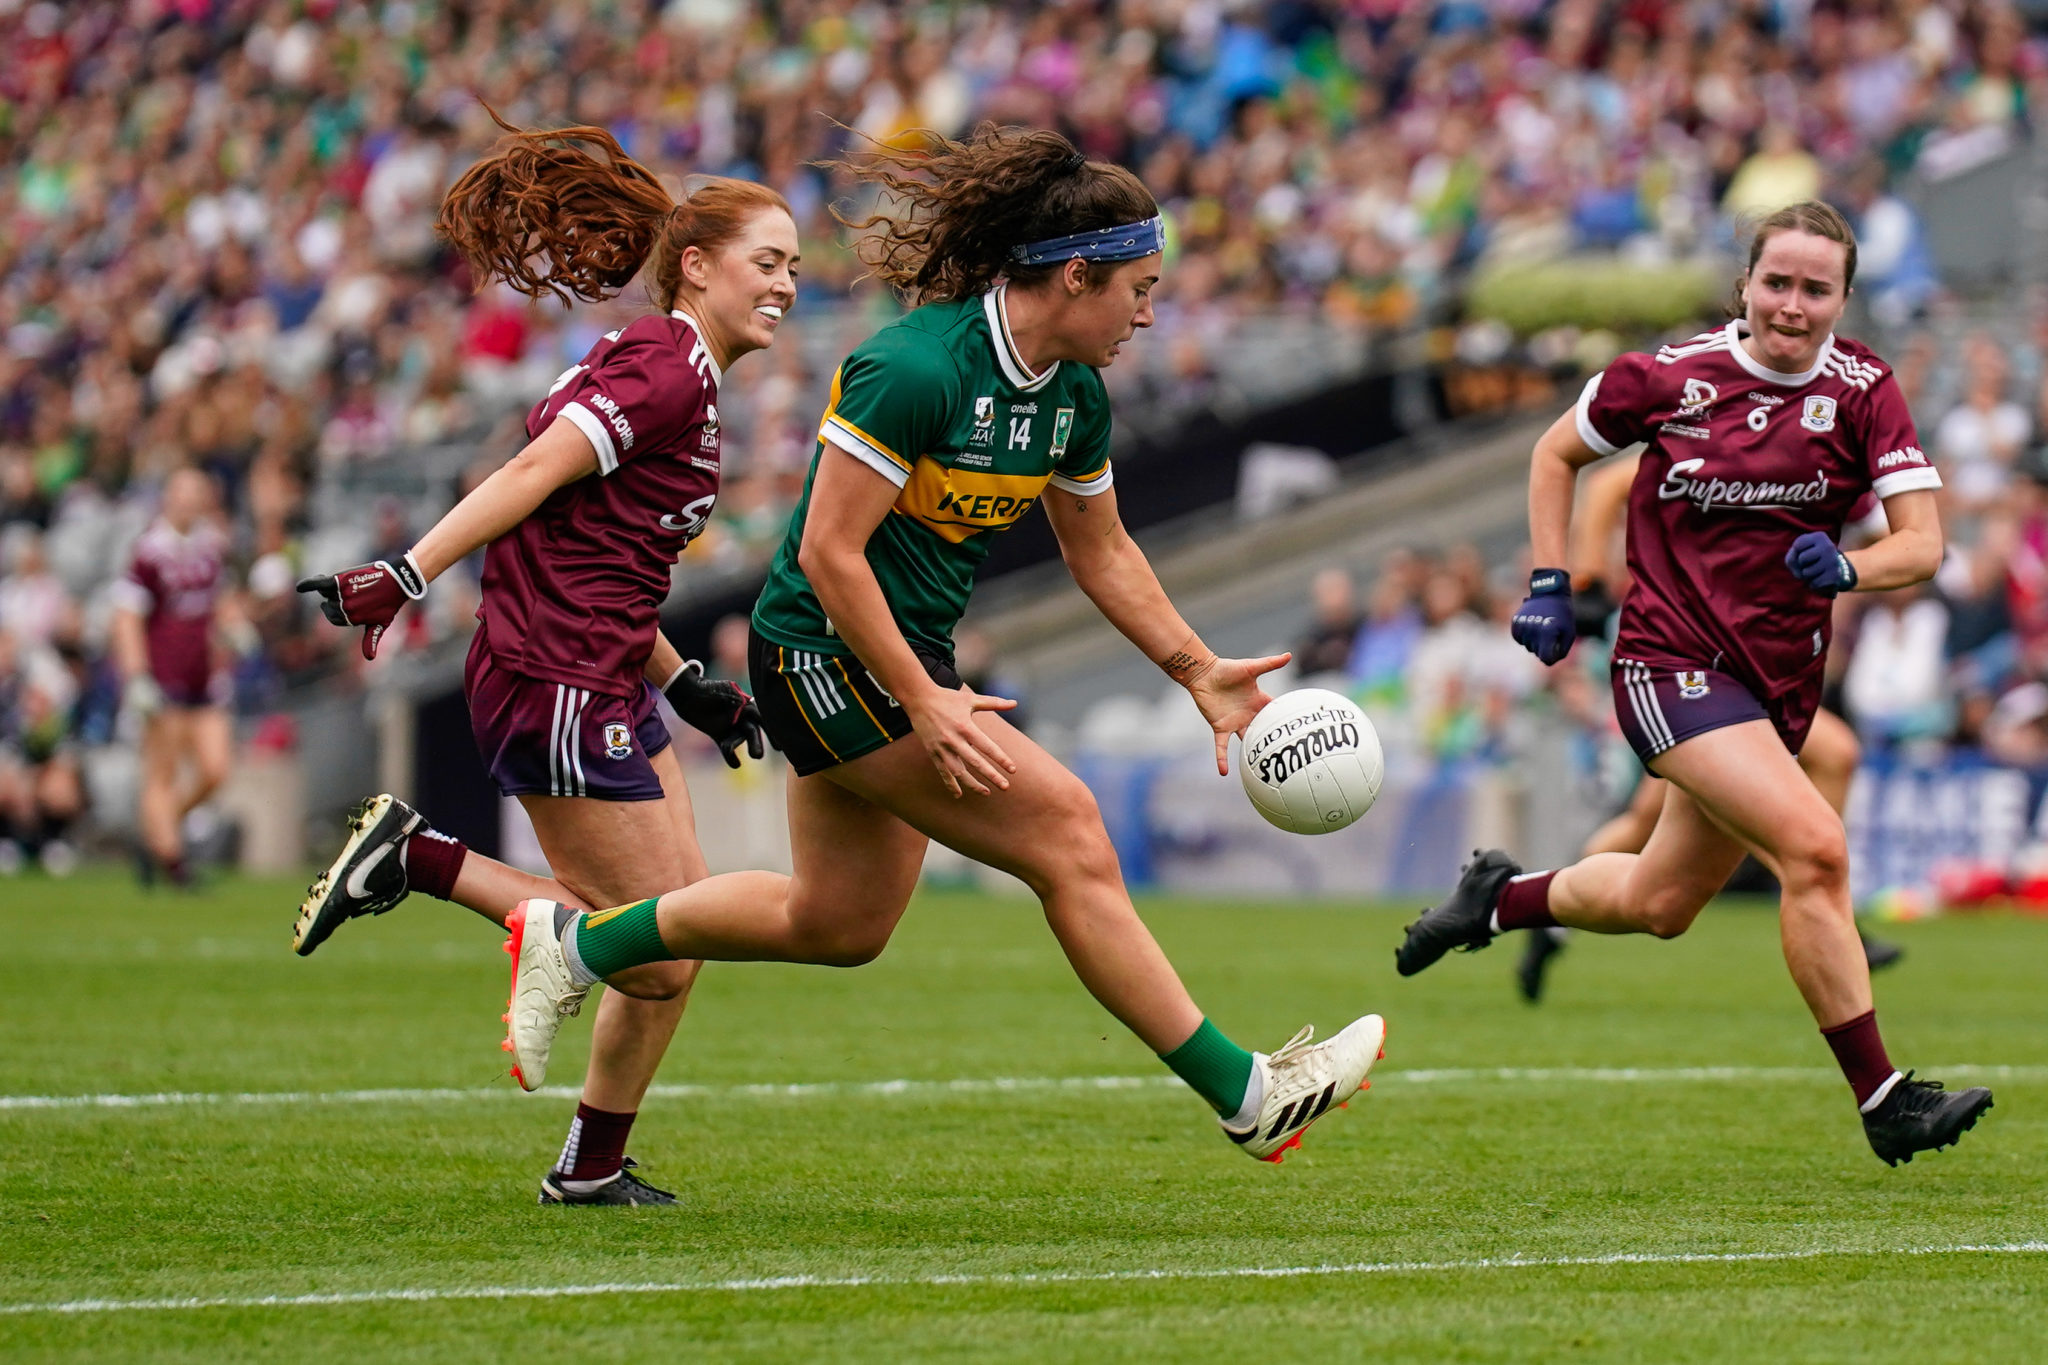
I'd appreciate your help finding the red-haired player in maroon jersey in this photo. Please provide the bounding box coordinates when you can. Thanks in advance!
[290,116,789,1205]
[1397,202,1993,1166]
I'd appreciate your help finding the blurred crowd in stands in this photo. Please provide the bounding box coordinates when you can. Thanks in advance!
[2,0,2046,865]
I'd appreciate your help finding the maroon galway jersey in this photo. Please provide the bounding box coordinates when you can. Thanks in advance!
[111,519,226,693]
[1577,320,1940,698]
[480,310,723,697]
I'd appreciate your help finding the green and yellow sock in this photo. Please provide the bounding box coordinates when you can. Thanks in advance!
[1159,1018,1256,1116]
[563,898,674,983]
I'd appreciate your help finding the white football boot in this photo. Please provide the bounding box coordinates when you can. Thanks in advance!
[501,898,589,1091]
[1223,1014,1387,1162]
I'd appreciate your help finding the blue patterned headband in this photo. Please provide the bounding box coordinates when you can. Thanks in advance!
[1010,215,1165,267]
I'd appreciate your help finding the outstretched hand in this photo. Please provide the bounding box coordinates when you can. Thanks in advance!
[905,685,1020,798]
[1186,652,1292,775]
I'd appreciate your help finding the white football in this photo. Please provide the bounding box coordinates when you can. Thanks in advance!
[1238,687,1384,835]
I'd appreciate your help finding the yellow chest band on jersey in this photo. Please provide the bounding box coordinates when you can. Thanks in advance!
[892,460,1048,543]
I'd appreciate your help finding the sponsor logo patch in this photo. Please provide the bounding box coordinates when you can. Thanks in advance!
[1676,670,1710,700]
[1801,396,1837,432]
[604,722,633,760]
[1876,446,1926,469]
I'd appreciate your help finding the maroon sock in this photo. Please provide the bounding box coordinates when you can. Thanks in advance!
[1494,870,1558,931]
[1821,1010,1899,1108]
[404,828,467,902]
[557,1102,635,1181]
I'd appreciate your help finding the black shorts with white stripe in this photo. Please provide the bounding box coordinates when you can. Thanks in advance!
[1609,657,1818,768]
[748,626,961,777]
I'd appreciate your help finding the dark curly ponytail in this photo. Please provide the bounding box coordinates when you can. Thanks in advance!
[827,123,1158,305]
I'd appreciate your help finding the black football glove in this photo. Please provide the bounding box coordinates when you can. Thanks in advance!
[664,660,767,769]
[297,551,427,660]
[1510,568,1576,666]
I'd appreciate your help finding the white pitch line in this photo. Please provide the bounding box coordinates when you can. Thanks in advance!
[1,1064,2042,1115]
[5,1242,2045,1317]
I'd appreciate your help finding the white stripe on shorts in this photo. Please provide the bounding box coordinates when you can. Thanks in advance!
[812,656,845,717]
[791,653,823,717]
[1620,659,1675,754]
[795,652,842,718]
[548,685,566,796]
[792,653,826,717]
[569,690,590,797]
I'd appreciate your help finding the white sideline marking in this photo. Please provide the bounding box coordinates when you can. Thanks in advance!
[1,1064,2041,1114]
[5,1242,2044,1317]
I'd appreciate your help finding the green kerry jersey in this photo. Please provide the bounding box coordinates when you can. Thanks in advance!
[752,286,1115,661]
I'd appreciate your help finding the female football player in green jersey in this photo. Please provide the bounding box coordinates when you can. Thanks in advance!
[497,125,1388,1163]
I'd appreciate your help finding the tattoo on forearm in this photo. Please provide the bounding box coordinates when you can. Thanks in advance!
[1159,639,1216,684]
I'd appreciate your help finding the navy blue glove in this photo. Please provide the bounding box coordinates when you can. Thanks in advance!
[1510,568,1576,666]
[1785,531,1858,596]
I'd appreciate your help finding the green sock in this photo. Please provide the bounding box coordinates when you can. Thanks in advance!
[1158,1018,1256,1116]
[567,898,673,980]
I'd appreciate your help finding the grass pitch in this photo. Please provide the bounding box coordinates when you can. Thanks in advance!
[0,872,2042,1362]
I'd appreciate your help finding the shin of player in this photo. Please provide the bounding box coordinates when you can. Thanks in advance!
[1405,201,1990,1165]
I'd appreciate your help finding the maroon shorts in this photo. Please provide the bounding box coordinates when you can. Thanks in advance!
[1610,656,1819,768]
[152,658,229,708]
[464,632,671,802]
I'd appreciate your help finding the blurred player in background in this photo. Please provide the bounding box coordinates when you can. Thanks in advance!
[0,626,87,875]
[492,126,1387,1167]
[1516,453,1902,1001]
[109,467,235,887]
[292,115,779,1206]
[1399,202,1993,1166]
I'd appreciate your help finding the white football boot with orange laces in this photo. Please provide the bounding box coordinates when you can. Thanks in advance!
[1223,1014,1387,1162]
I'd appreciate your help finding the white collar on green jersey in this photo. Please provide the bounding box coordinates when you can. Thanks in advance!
[1725,318,1835,387]
[670,308,725,386]
[982,285,1060,393]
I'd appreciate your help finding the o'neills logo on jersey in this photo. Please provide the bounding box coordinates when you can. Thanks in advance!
[1246,705,1362,786]
[1659,457,1828,512]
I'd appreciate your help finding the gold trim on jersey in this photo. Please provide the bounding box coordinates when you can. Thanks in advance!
[891,459,1049,543]
[1063,455,1111,485]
